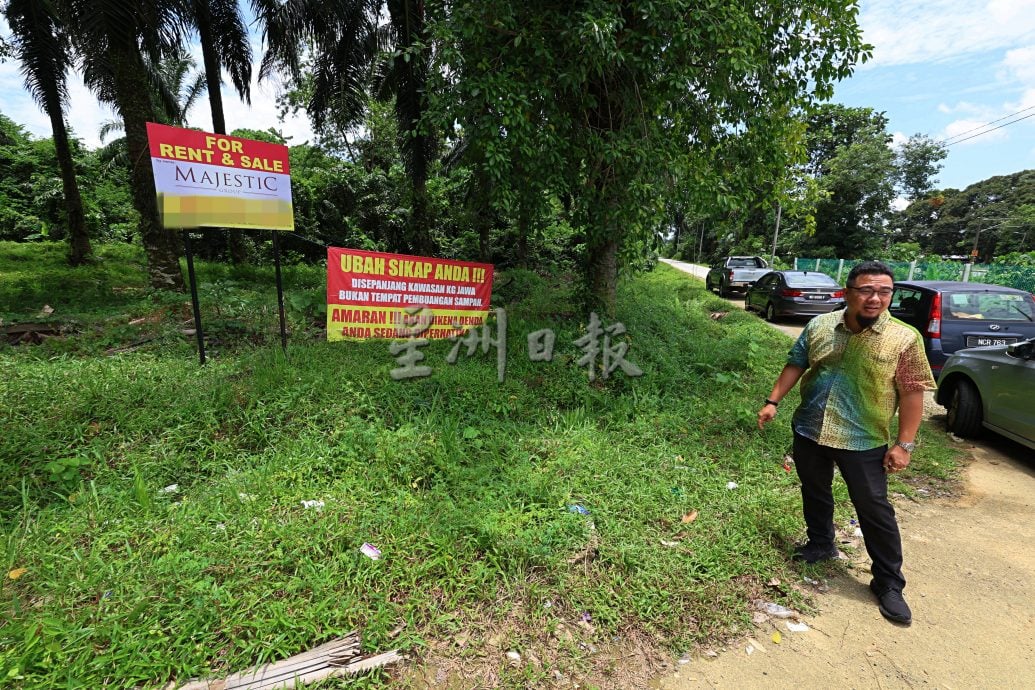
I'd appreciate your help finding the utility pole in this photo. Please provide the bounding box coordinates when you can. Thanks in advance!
[971,219,1010,263]
[770,202,782,266]
[697,221,705,264]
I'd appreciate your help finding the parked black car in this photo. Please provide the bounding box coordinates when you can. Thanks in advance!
[745,270,846,322]
[889,281,1035,376]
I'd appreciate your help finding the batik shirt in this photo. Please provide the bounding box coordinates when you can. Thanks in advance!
[788,310,936,451]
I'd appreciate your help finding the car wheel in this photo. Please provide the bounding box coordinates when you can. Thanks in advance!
[947,379,983,437]
[719,281,730,298]
[765,302,777,322]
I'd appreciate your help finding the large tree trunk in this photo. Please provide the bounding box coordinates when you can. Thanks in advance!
[586,236,618,318]
[408,181,435,256]
[45,93,91,266]
[112,42,185,291]
[515,201,530,268]
[477,209,491,264]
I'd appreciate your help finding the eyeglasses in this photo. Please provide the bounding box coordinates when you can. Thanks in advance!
[847,286,894,298]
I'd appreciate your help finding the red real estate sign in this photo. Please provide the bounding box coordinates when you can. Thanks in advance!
[146,122,294,230]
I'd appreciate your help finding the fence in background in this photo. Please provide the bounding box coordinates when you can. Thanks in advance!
[793,258,1035,294]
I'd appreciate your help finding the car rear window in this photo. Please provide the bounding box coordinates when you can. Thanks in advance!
[785,274,837,288]
[943,291,1035,322]
[729,258,761,267]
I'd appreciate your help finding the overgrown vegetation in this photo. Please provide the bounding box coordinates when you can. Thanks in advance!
[1,251,964,688]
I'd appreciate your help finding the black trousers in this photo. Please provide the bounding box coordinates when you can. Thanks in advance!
[793,432,906,593]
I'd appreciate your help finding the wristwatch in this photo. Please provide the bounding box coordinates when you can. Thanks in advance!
[895,441,916,453]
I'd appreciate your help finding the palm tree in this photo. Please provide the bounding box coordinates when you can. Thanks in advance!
[96,49,208,166]
[187,0,251,133]
[3,0,92,265]
[255,0,437,253]
[60,0,187,290]
[254,0,377,128]
[187,0,252,263]
[376,0,435,253]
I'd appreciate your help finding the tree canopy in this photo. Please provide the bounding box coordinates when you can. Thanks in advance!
[2,0,1031,297]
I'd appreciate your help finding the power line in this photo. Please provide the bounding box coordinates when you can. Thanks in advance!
[944,111,1035,147]
[940,104,1035,144]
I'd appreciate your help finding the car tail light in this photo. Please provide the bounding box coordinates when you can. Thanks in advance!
[727,269,735,280]
[779,288,803,297]
[927,292,941,339]
[832,289,844,298]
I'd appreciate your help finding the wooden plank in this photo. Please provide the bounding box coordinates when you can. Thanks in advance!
[176,634,407,690]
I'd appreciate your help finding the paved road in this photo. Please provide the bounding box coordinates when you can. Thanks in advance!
[660,258,805,339]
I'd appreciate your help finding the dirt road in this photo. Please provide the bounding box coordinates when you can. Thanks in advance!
[657,435,1035,689]
[656,258,1035,689]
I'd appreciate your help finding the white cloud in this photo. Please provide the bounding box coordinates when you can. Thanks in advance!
[1001,45,1035,85]
[941,117,1011,145]
[203,67,316,145]
[1,9,312,149]
[859,0,1035,67]
[2,64,313,150]
[891,131,909,147]
[937,101,989,116]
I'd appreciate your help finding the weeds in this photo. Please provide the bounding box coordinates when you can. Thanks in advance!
[0,249,965,688]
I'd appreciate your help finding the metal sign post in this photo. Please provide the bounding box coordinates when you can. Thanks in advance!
[181,230,206,365]
[273,230,288,354]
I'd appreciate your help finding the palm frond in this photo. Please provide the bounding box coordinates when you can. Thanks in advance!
[180,71,209,120]
[98,119,124,143]
[206,0,252,101]
[4,0,73,111]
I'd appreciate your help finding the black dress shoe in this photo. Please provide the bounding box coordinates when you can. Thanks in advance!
[791,543,839,564]
[870,581,912,624]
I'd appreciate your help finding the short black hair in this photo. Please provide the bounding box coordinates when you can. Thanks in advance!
[846,260,894,287]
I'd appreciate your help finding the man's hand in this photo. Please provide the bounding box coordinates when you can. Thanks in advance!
[758,365,805,431]
[757,404,777,430]
[883,445,911,473]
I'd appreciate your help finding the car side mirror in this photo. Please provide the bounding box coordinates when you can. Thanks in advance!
[1007,340,1034,361]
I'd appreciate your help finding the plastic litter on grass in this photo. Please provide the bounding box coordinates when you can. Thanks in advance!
[754,600,795,619]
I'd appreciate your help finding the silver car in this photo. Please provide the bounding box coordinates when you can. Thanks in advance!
[936,337,1035,450]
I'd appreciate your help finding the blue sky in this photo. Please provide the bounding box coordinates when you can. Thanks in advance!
[833,0,1035,190]
[1,0,1034,192]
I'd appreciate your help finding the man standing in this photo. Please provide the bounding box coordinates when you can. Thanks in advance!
[757,261,935,625]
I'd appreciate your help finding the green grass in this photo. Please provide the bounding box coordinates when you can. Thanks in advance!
[0,247,965,688]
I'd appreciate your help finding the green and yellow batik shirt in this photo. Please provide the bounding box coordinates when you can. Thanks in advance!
[788,310,936,451]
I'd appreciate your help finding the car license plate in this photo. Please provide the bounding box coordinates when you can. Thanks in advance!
[806,294,827,301]
[966,336,1018,347]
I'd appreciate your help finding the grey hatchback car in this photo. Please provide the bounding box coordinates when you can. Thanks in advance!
[889,281,1035,376]
[936,337,1035,450]
[745,270,845,322]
